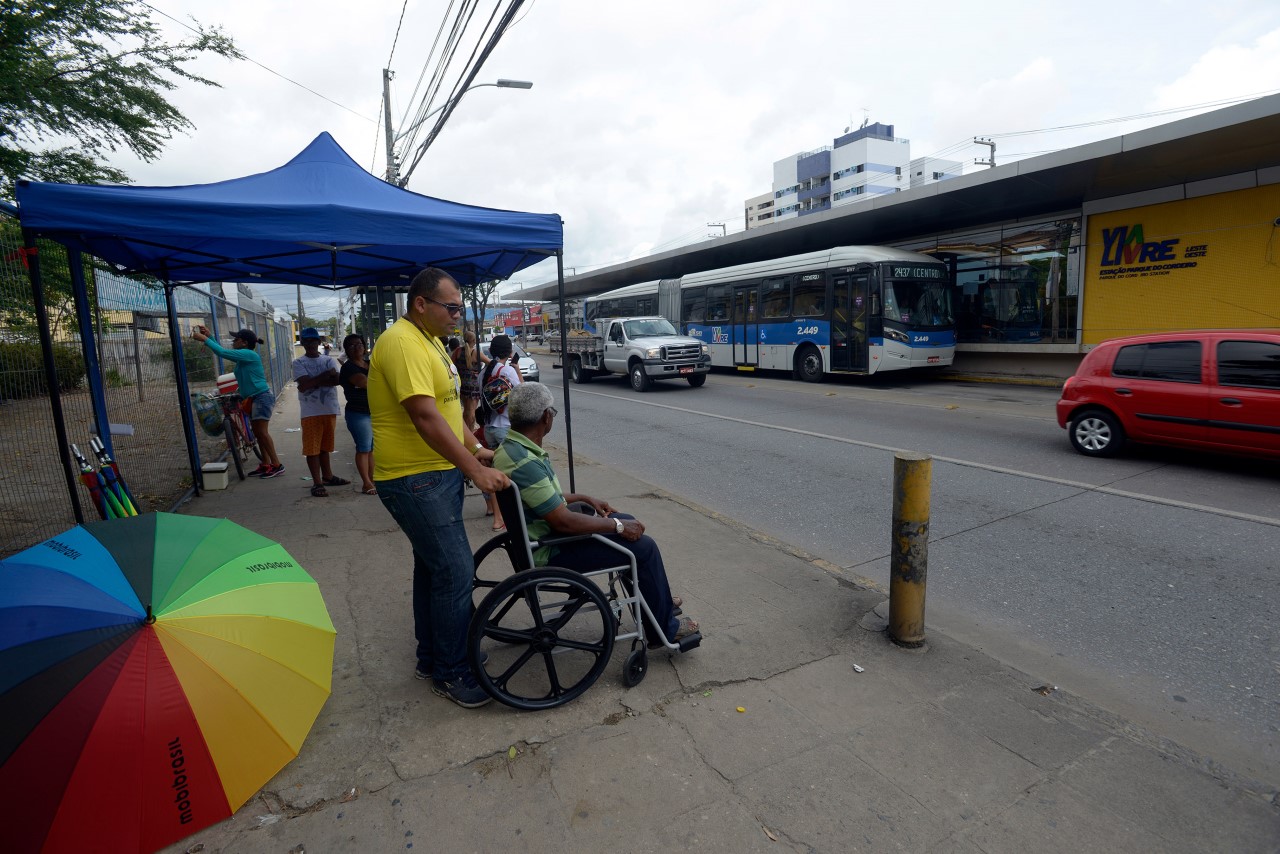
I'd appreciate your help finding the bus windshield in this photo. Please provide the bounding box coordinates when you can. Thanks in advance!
[623,318,678,337]
[884,280,954,329]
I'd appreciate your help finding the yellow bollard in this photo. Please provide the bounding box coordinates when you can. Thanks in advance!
[889,452,931,647]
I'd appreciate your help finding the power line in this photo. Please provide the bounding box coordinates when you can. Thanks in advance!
[141,1,376,123]
[385,0,411,70]
[983,89,1280,139]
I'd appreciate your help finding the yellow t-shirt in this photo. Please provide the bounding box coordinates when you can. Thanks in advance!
[368,317,465,480]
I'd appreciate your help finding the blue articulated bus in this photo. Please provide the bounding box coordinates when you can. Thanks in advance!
[583,246,956,382]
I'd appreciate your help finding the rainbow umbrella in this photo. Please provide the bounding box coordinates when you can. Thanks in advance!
[0,513,336,854]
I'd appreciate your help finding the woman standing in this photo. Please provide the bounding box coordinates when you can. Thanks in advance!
[193,326,284,477]
[453,329,487,433]
[339,334,377,494]
[480,335,521,530]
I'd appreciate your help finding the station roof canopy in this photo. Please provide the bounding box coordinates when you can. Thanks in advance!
[15,132,563,289]
[520,93,1280,302]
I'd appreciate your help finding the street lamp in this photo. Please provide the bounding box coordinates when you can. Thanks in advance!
[384,78,533,187]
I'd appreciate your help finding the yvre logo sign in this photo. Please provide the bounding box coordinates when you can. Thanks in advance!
[1099,224,1179,266]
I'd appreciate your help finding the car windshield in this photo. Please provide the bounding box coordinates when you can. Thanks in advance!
[623,318,677,338]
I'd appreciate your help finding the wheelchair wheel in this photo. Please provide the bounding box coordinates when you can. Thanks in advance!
[621,648,647,688]
[469,567,615,710]
[472,532,524,593]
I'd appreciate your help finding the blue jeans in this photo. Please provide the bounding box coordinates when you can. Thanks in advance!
[248,390,275,421]
[345,410,373,452]
[376,468,473,681]
[549,513,680,646]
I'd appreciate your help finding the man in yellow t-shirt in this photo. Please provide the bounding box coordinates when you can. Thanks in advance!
[368,266,509,709]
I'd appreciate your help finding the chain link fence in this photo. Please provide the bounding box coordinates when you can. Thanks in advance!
[0,211,292,557]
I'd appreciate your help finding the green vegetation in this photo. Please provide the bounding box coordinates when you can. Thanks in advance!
[0,0,240,197]
[0,339,85,398]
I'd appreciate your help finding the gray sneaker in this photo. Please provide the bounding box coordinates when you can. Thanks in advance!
[431,675,491,708]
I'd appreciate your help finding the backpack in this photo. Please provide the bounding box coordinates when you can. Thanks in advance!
[479,360,514,423]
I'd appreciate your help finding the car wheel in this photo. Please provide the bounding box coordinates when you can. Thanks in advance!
[1069,409,1126,457]
[686,373,706,387]
[570,358,591,384]
[629,362,651,392]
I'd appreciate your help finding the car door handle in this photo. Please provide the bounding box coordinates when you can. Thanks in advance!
[1219,398,1242,406]
[1114,388,1132,396]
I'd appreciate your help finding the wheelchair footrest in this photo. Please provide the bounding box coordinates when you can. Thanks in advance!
[677,632,702,653]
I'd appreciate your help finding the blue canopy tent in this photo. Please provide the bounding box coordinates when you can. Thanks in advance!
[14,132,575,517]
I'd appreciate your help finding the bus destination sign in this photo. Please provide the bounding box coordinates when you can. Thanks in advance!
[890,265,946,279]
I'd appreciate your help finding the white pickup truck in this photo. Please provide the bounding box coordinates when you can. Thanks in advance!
[553,316,711,391]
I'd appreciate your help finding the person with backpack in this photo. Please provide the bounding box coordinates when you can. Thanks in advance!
[478,335,521,530]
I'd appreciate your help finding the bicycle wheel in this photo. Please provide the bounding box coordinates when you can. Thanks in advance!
[223,417,246,480]
[240,411,262,460]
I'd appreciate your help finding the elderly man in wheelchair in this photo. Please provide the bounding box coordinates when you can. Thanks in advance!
[467,382,701,710]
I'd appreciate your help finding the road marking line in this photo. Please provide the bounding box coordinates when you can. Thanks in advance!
[565,389,1280,529]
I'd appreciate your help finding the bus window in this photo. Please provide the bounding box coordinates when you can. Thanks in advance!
[684,289,706,323]
[707,286,729,321]
[761,277,790,318]
[792,274,826,317]
[882,285,900,321]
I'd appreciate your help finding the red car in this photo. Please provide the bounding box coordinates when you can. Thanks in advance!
[1057,330,1280,459]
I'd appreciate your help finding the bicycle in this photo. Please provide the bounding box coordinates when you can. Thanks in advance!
[212,393,261,480]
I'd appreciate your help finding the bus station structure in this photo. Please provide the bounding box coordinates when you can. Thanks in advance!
[522,94,1280,379]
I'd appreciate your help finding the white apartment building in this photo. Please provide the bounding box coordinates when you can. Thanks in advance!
[908,156,963,188]
[744,191,776,230]
[746,123,958,228]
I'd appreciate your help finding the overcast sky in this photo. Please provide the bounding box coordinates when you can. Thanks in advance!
[110,0,1280,318]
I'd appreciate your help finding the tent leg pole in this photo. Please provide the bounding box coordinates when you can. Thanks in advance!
[23,229,86,524]
[69,252,114,456]
[555,251,575,494]
[165,280,205,496]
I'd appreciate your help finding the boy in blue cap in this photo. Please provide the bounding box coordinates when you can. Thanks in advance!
[293,327,349,496]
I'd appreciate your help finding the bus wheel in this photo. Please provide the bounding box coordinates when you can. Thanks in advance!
[794,345,823,383]
[686,373,706,388]
[629,362,652,392]
[570,357,592,384]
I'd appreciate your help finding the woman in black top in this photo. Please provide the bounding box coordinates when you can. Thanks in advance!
[340,334,376,494]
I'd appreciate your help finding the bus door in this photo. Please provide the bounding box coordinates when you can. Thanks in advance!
[830,274,869,372]
[732,285,758,366]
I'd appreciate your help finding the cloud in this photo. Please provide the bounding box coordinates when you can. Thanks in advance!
[95,0,1280,301]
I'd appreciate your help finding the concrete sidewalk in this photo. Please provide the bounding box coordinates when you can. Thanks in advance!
[167,386,1279,853]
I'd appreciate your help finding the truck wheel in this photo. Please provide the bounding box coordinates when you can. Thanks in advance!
[629,362,652,392]
[794,345,824,383]
[570,357,592,384]
[686,373,706,388]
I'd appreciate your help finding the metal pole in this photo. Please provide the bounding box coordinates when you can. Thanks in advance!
[164,279,205,495]
[889,452,931,647]
[555,251,575,493]
[383,68,399,184]
[68,252,114,456]
[23,230,86,524]
[131,317,145,403]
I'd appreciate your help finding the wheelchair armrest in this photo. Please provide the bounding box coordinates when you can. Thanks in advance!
[533,533,599,549]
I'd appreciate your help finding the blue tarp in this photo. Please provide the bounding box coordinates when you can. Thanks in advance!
[14,133,562,288]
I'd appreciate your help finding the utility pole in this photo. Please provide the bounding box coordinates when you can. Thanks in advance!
[296,285,304,339]
[974,137,996,169]
[383,68,399,184]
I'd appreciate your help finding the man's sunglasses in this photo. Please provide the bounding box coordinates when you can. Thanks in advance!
[424,295,463,315]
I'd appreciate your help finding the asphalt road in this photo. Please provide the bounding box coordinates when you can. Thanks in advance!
[541,365,1280,787]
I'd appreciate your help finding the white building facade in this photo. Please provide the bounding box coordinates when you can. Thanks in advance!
[747,123,958,228]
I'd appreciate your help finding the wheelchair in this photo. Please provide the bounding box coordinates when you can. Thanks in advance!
[469,483,701,710]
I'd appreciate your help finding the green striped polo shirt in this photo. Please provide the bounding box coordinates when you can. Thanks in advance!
[493,429,565,566]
